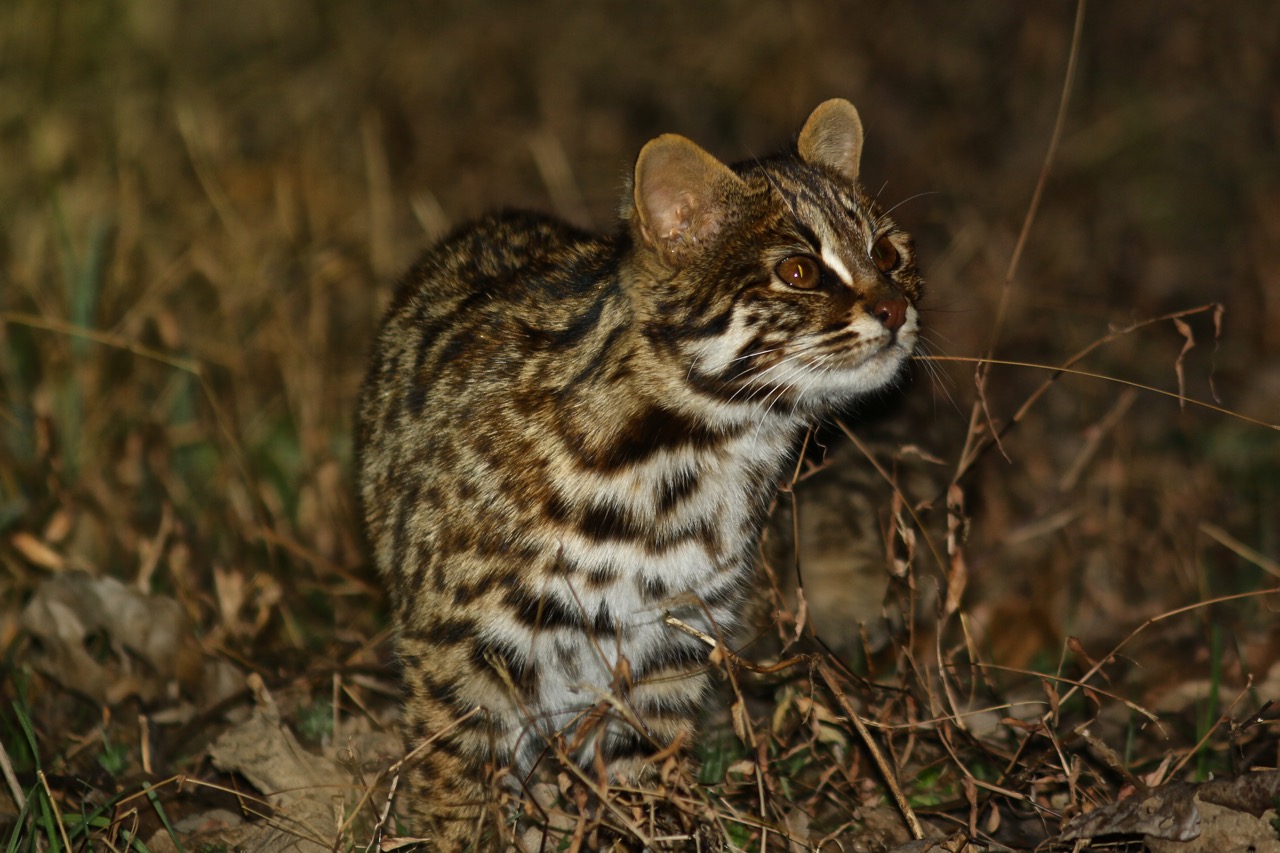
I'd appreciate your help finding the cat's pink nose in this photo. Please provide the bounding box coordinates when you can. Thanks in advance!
[872,297,909,332]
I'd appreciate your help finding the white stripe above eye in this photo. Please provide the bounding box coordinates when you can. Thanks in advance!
[820,245,853,287]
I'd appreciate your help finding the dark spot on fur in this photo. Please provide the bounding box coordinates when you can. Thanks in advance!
[425,616,476,647]
[655,468,699,514]
[633,638,710,682]
[572,404,738,472]
[599,728,652,764]
[579,500,643,542]
[504,586,591,633]
[640,573,670,602]
[543,491,572,523]
[700,578,743,610]
[585,564,618,588]
[472,635,533,687]
[554,640,582,681]
[593,601,618,635]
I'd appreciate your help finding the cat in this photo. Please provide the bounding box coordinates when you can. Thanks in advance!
[355,98,923,849]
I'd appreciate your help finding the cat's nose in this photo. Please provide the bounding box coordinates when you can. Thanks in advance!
[871,296,909,332]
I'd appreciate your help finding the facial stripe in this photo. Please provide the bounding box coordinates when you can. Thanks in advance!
[820,244,853,287]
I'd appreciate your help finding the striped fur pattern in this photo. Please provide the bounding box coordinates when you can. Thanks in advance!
[355,99,923,848]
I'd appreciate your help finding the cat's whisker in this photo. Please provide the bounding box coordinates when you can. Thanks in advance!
[724,346,813,406]
[726,344,789,366]
[731,345,825,407]
[759,356,821,417]
[759,164,802,221]
[911,340,963,418]
[750,362,795,415]
[715,343,799,393]
[776,357,829,418]
[918,326,957,351]
[914,337,955,383]
[877,190,940,224]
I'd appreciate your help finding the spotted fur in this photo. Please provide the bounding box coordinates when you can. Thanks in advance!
[355,99,923,848]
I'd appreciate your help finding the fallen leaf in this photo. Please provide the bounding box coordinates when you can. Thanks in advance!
[20,573,203,703]
[1061,770,1280,849]
[10,531,65,571]
[207,674,346,852]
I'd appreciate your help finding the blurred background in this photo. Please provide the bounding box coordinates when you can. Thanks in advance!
[2,0,1279,840]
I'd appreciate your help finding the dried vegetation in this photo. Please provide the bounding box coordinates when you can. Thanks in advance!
[2,1,1279,850]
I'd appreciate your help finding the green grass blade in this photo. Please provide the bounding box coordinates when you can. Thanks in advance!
[142,782,185,853]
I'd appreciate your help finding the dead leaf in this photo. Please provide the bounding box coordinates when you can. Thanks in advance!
[20,573,203,703]
[146,809,254,853]
[943,485,968,618]
[1061,771,1280,849]
[10,531,65,571]
[886,834,984,852]
[783,806,811,852]
[1209,302,1225,403]
[207,674,346,852]
[1062,784,1200,841]
[793,584,808,644]
[730,698,751,743]
[1147,800,1280,853]
[1172,316,1194,410]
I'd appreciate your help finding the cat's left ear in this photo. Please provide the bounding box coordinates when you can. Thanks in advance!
[634,134,742,263]
[797,99,864,182]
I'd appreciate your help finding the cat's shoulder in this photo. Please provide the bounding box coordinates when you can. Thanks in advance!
[418,210,607,280]
[452,209,595,249]
[390,209,616,311]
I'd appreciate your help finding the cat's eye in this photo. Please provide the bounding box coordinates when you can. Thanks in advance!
[870,234,900,273]
[775,256,821,290]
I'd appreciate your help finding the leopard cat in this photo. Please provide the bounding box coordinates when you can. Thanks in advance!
[355,99,923,849]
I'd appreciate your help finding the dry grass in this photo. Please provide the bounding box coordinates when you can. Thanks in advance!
[2,0,1279,850]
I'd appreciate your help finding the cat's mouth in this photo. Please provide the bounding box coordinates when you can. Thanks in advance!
[855,316,918,359]
[855,338,913,371]
[820,333,916,392]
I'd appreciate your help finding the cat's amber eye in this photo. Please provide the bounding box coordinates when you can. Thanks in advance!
[870,234,900,273]
[775,256,821,289]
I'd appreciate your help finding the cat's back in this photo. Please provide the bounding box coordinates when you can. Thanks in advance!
[355,210,628,558]
[384,210,615,326]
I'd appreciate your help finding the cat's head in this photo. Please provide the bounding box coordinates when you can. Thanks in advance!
[624,99,923,419]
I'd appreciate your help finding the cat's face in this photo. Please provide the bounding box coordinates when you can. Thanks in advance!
[630,99,922,419]
[685,161,922,414]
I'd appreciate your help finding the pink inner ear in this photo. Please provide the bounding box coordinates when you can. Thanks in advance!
[634,135,740,254]
[643,183,695,245]
[639,159,704,247]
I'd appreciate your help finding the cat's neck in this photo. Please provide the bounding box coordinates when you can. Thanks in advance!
[554,346,803,486]
[601,257,804,435]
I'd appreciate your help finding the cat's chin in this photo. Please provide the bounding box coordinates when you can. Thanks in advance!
[799,346,915,410]
[721,344,914,421]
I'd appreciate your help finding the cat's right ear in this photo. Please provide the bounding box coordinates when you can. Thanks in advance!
[633,134,741,264]
[797,98,864,183]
